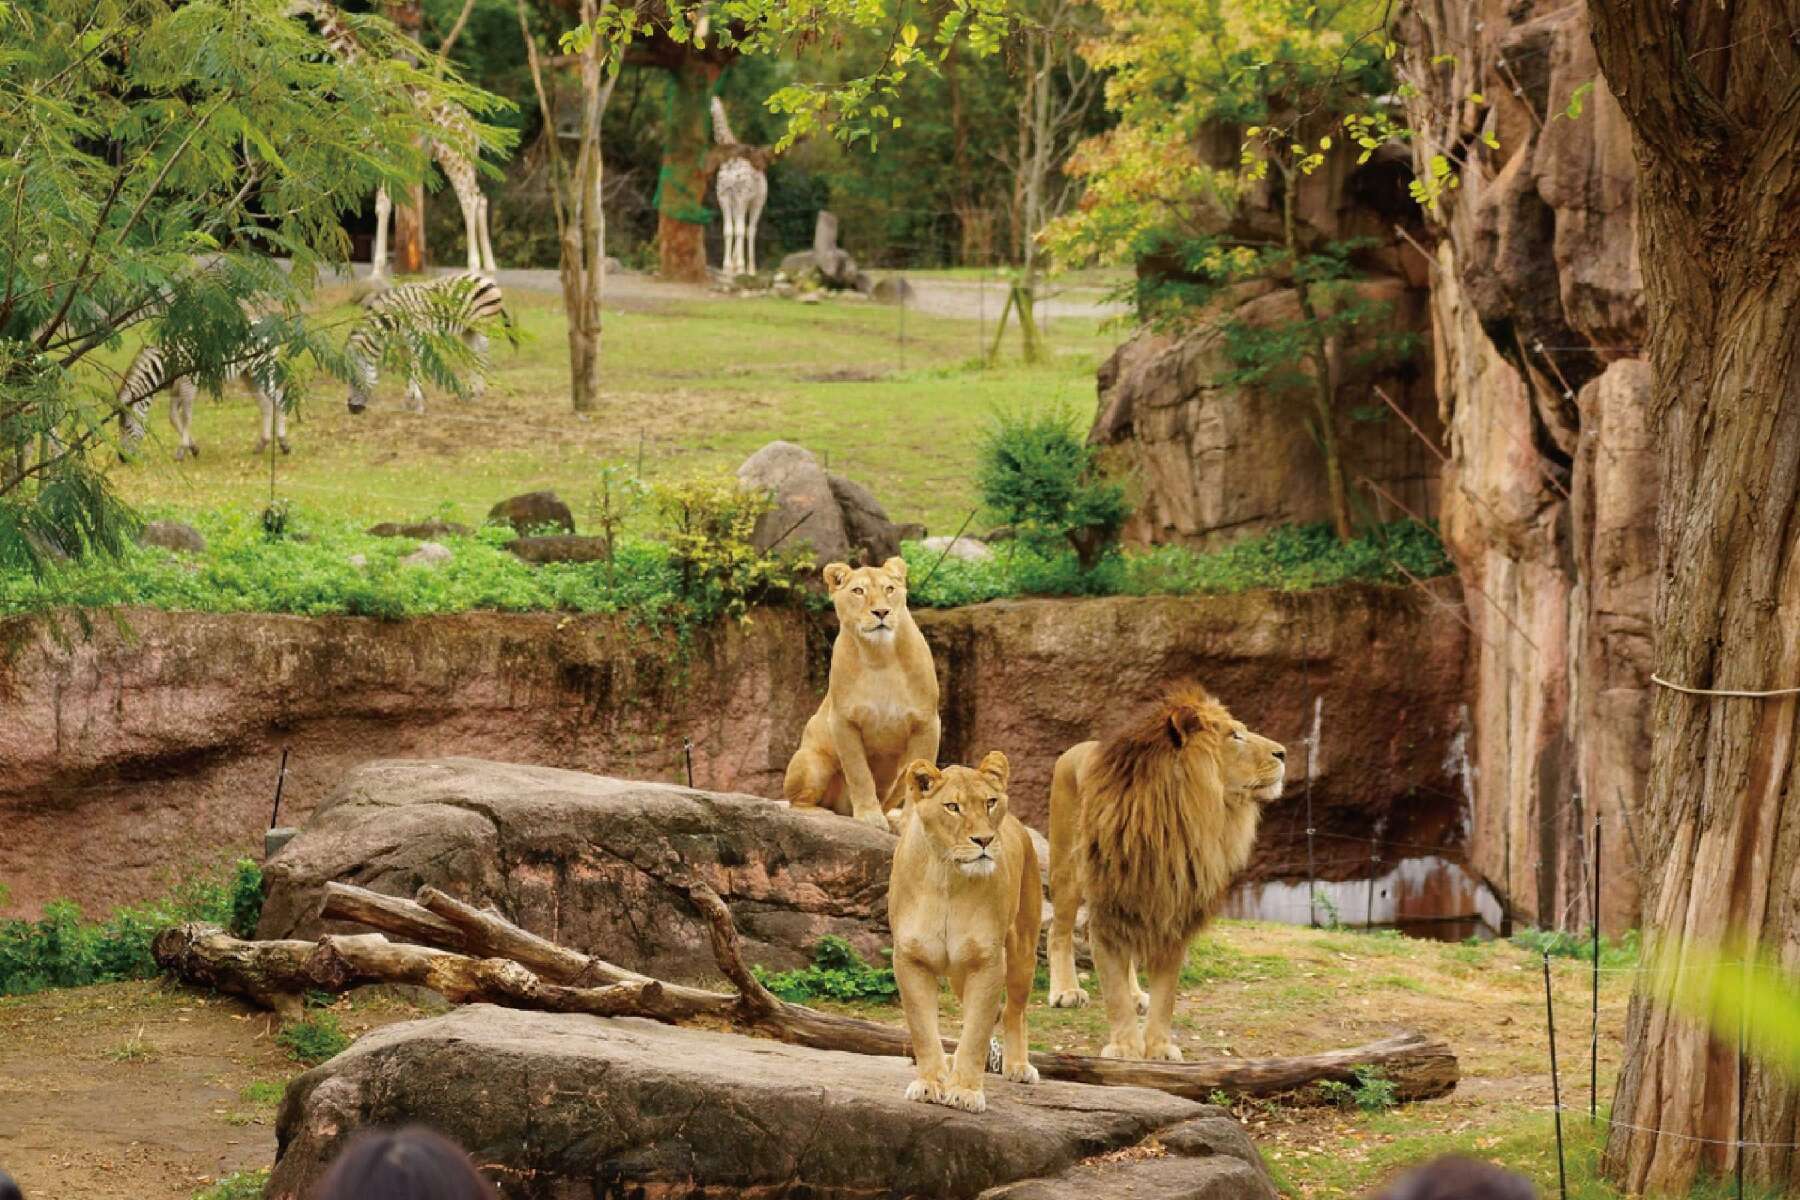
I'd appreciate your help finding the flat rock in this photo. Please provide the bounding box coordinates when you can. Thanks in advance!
[505,535,613,564]
[138,520,206,554]
[267,1006,1274,1200]
[400,541,452,568]
[487,490,575,536]
[922,534,994,562]
[368,520,472,539]
[258,758,895,978]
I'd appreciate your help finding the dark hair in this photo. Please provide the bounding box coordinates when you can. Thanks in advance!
[312,1127,499,1200]
[1372,1156,1538,1200]
[0,1168,20,1200]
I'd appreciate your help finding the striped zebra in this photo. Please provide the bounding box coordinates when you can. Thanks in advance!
[345,272,508,415]
[118,341,289,461]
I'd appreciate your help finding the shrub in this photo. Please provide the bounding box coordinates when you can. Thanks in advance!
[277,1011,351,1064]
[1512,925,1640,968]
[0,860,262,995]
[228,859,264,940]
[1318,1065,1398,1112]
[977,409,1130,570]
[193,1168,269,1200]
[647,474,809,622]
[751,936,898,1004]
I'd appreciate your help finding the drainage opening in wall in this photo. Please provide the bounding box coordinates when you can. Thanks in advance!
[1222,855,1504,942]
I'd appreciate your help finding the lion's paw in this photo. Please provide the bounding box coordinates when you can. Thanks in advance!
[854,807,892,831]
[1100,1036,1145,1060]
[885,809,907,835]
[1144,1041,1184,1062]
[939,1084,988,1113]
[1004,1061,1040,1084]
[905,1076,945,1104]
[1047,987,1090,1009]
[1132,989,1151,1017]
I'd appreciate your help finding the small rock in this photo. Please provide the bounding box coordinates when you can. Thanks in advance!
[400,542,452,568]
[138,520,206,554]
[872,275,916,305]
[506,535,613,564]
[368,520,471,540]
[773,281,797,298]
[346,553,368,569]
[488,490,575,536]
[920,534,994,562]
[798,291,823,305]
[264,827,299,861]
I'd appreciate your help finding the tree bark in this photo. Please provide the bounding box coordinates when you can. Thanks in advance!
[656,57,718,283]
[387,0,428,273]
[1585,2,1800,1192]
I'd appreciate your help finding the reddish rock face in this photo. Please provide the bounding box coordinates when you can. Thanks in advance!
[0,587,1468,919]
[1400,0,1655,934]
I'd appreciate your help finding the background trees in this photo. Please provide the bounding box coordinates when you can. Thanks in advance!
[0,0,506,576]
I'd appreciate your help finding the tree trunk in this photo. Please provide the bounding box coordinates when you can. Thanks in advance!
[387,0,428,273]
[1586,2,1800,1192]
[656,57,717,283]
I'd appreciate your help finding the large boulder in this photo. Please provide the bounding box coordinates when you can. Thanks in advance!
[267,1006,1275,1200]
[487,491,575,536]
[736,441,903,565]
[504,535,613,564]
[257,758,895,978]
[779,210,863,290]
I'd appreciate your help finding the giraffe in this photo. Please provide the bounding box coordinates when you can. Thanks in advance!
[291,0,496,281]
[710,96,769,278]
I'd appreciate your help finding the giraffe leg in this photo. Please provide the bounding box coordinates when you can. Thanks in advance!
[371,187,392,283]
[746,185,765,277]
[464,330,490,400]
[458,181,482,275]
[170,379,198,460]
[476,193,497,275]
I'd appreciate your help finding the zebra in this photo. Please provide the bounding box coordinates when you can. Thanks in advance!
[118,341,289,461]
[345,272,509,415]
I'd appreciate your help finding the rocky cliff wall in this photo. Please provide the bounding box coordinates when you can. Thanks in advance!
[0,587,1467,918]
[1398,0,1656,933]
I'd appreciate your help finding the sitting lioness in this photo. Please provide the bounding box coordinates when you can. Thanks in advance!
[1046,683,1285,1061]
[889,751,1040,1112]
[784,557,939,829]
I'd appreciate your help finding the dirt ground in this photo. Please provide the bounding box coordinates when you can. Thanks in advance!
[0,921,1630,1200]
[0,982,422,1200]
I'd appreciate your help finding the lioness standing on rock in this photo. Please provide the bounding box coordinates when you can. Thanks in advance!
[784,557,939,830]
[889,752,1040,1113]
[1046,683,1285,1061]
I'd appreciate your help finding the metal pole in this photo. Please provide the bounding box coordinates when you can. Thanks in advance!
[1591,815,1601,1121]
[683,737,694,789]
[268,747,290,829]
[1305,739,1317,929]
[898,276,907,372]
[1544,953,1569,1200]
[1366,848,1378,929]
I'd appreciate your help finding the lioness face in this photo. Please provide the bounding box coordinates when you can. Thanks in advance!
[1219,720,1286,802]
[903,752,1010,877]
[823,557,909,643]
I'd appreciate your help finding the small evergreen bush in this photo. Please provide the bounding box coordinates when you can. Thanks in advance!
[977,409,1130,570]
[277,1011,351,1064]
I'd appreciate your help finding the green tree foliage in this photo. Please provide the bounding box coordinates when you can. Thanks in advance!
[0,0,509,578]
[751,935,899,1003]
[977,409,1129,570]
[1045,0,1412,541]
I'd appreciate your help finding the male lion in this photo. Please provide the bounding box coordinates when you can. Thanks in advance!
[784,557,940,829]
[1046,683,1285,1061]
[889,751,1040,1113]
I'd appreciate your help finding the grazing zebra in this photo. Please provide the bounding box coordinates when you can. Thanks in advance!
[118,342,289,460]
[345,272,509,415]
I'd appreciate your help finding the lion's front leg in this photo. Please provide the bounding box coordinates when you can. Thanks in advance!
[1140,943,1188,1062]
[895,953,948,1103]
[1092,933,1146,1060]
[945,958,1007,1112]
[829,712,887,829]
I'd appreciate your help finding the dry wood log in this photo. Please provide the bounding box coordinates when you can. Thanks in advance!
[299,880,1460,1104]
[151,923,316,1019]
[318,883,464,949]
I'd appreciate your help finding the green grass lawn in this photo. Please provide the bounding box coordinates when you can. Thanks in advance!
[103,287,1119,538]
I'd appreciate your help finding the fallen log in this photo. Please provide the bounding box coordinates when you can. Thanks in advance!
[151,924,317,1019]
[299,880,1460,1105]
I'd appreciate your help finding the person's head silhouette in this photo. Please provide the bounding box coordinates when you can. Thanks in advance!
[312,1127,498,1200]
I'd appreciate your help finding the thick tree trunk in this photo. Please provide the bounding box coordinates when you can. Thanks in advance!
[1586,1,1800,1191]
[387,0,427,273]
[657,58,717,283]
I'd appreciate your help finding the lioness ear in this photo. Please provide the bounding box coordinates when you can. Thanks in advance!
[977,750,1010,789]
[882,555,908,581]
[822,562,853,592]
[905,759,942,799]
